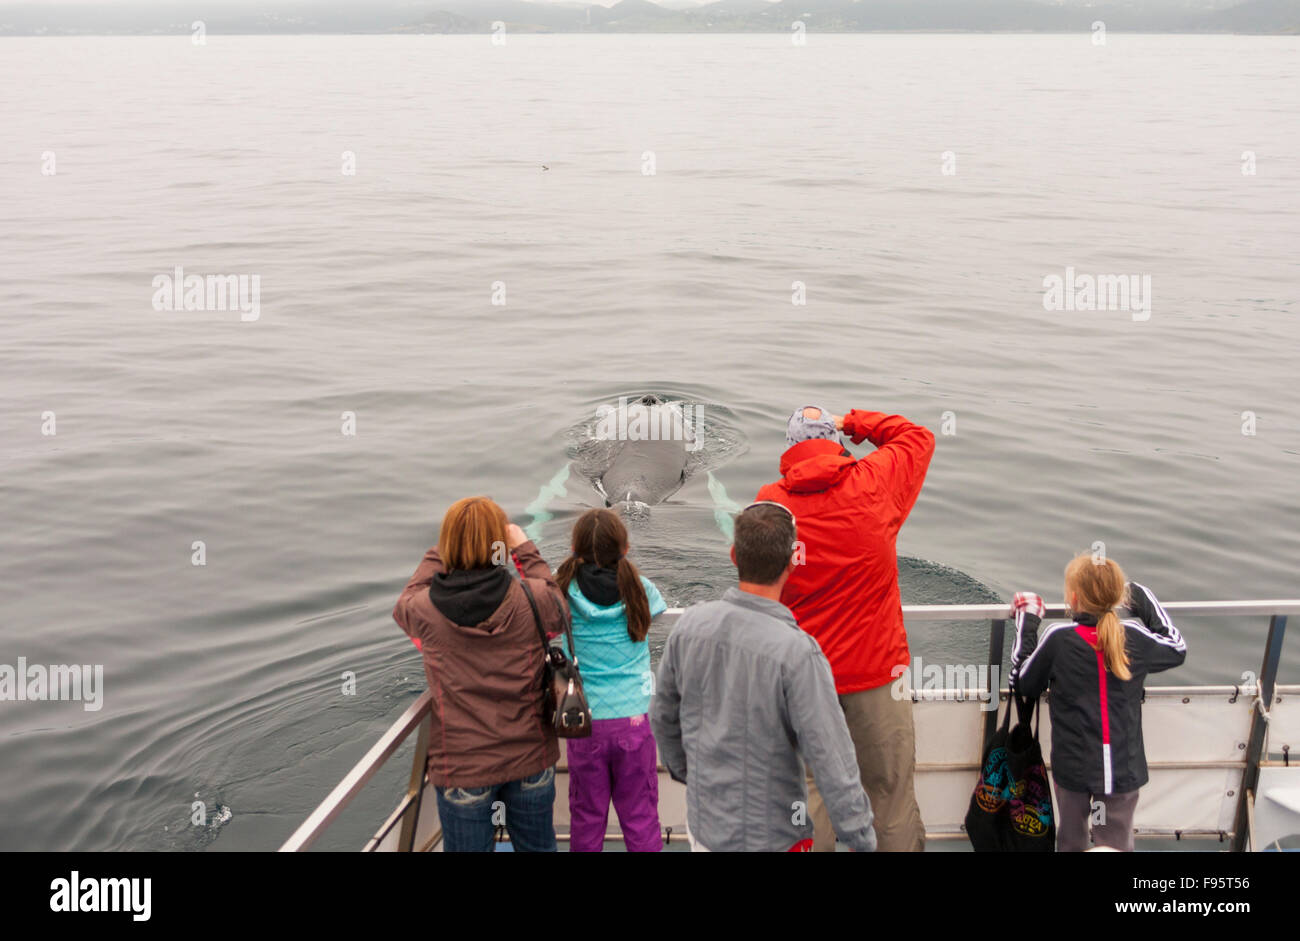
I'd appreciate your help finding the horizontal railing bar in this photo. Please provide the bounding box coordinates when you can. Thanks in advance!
[279,690,434,852]
[916,760,1248,772]
[1139,684,1298,697]
[364,791,421,852]
[657,601,1300,622]
[495,831,690,845]
[907,685,1299,699]
[513,827,1236,844]
[926,828,1233,840]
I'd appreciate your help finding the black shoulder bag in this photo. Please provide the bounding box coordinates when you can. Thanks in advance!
[1004,693,1056,851]
[964,693,1056,851]
[519,580,592,739]
[965,693,1016,851]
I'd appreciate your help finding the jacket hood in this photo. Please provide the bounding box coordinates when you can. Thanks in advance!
[566,579,630,622]
[428,565,512,627]
[777,438,856,493]
[574,562,621,607]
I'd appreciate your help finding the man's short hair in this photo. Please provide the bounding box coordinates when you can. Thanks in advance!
[733,504,796,585]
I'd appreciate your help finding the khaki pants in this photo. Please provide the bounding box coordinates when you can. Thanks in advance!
[806,683,925,852]
[1054,786,1139,852]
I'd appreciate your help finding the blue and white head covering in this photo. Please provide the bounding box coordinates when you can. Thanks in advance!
[785,405,842,449]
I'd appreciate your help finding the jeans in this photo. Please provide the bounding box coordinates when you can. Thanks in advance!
[435,765,558,852]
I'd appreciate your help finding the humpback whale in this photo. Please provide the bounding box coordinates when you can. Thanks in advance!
[595,394,694,507]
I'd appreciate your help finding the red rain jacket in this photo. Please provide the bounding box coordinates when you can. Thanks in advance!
[754,410,935,694]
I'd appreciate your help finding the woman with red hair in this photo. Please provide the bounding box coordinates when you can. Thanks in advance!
[393,496,569,852]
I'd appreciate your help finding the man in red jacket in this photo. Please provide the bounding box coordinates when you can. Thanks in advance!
[754,405,935,852]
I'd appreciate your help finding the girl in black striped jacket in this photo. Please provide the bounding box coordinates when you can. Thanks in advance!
[1008,554,1187,851]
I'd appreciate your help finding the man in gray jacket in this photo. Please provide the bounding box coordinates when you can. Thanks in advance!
[650,502,877,852]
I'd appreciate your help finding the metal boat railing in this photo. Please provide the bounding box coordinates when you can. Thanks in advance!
[280,599,1299,852]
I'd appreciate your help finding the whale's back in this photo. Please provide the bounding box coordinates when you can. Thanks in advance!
[599,437,688,506]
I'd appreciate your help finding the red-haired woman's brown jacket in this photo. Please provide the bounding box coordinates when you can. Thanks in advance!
[393,541,567,788]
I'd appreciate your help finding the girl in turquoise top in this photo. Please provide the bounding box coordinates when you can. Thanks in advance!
[555,508,666,851]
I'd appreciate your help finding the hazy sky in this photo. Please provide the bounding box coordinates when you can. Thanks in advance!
[0,0,1250,17]
[6,0,711,5]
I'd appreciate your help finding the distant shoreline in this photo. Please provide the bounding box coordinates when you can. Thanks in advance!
[2,30,1298,37]
[5,0,1296,39]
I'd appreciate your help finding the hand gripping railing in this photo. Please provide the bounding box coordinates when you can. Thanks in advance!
[280,599,1299,852]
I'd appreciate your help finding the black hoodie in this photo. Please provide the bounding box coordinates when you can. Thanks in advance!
[574,562,621,607]
[427,566,513,627]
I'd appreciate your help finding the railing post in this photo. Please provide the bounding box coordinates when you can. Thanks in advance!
[982,618,1006,753]
[1231,614,1287,852]
[397,714,432,852]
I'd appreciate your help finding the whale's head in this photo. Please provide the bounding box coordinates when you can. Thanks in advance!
[612,499,652,521]
[592,394,693,509]
[605,488,654,508]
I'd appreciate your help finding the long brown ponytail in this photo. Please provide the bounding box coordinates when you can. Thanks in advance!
[1064,553,1132,681]
[556,508,652,643]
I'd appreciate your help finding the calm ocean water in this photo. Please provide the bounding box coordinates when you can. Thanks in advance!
[1,34,1297,851]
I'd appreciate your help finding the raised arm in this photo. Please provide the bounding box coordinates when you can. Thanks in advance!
[1007,592,1043,694]
[1126,581,1187,674]
[841,410,936,521]
[783,638,876,852]
[510,530,569,639]
[392,545,446,649]
[1007,592,1062,699]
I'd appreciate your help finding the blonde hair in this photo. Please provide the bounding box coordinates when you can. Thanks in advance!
[439,496,508,570]
[1064,554,1132,681]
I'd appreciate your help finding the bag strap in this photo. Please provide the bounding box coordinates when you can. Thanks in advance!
[519,580,551,655]
[519,579,579,665]
[1011,691,1045,738]
[549,586,578,665]
[999,693,1014,734]
[1012,691,1033,727]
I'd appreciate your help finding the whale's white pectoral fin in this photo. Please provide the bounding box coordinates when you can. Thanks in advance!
[523,463,572,543]
[707,471,743,542]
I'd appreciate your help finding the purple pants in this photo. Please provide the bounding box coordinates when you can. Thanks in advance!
[566,713,662,852]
